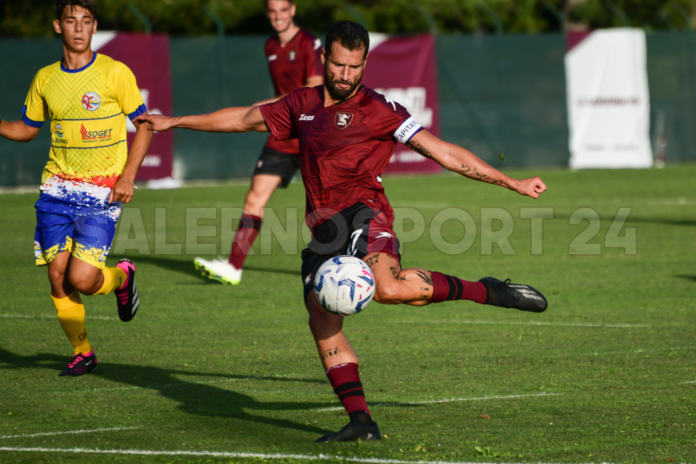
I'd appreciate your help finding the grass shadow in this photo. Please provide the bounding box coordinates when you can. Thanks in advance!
[675,275,696,283]
[110,254,209,282]
[0,348,333,436]
[244,265,301,277]
[110,255,302,280]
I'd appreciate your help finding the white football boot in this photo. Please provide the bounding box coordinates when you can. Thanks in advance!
[193,257,242,285]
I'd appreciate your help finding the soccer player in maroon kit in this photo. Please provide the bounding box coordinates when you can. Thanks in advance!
[138,21,548,442]
[194,0,323,284]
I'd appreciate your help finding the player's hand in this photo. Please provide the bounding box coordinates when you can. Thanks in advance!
[134,114,176,132]
[109,179,135,204]
[514,177,547,199]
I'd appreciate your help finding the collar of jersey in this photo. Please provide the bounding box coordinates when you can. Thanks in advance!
[275,28,302,48]
[60,52,98,74]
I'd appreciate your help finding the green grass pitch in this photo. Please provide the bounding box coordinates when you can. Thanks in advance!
[0,165,694,464]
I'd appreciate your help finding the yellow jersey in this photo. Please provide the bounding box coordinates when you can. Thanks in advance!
[22,53,146,188]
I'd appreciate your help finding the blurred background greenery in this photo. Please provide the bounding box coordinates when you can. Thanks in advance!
[2,0,695,38]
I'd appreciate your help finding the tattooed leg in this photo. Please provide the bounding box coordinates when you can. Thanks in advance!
[305,290,359,369]
[362,252,433,306]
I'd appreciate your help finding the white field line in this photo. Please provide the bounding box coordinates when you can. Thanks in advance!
[681,380,696,384]
[396,320,650,328]
[0,446,629,464]
[317,392,561,412]
[0,427,138,440]
[1,313,118,321]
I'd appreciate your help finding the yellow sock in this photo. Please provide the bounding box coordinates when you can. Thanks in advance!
[96,266,127,295]
[52,292,92,355]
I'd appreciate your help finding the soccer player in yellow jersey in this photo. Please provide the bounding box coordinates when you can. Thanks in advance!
[0,0,153,376]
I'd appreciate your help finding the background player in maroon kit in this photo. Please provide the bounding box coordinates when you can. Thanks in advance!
[194,0,323,284]
[138,21,548,442]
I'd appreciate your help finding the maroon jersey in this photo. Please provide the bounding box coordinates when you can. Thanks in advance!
[264,29,323,154]
[259,85,424,229]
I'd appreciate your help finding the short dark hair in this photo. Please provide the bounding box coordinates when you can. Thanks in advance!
[264,0,294,7]
[56,0,97,20]
[325,21,369,58]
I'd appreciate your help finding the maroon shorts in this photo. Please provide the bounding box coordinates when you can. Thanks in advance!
[301,202,400,302]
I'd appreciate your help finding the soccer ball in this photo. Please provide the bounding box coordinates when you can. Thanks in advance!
[314,256,375,316]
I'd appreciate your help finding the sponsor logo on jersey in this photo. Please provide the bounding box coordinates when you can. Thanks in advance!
[299,114,315,121]
[289,50,296,61]
[335,112,353,130]
[304,273,313,285]
[52,124,68,144]
[268,54,277,61]
[82,92,101,111]
[80,124,113,141]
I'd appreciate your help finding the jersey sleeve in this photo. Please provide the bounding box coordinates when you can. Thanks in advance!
[369,93,423,143]
[110,62,147,121]
[259,91,298,141]
[21,70,49,128]
[302,33,323,80]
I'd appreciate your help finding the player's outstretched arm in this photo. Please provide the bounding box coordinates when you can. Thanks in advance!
[406,130,547,199]
[0,120,40,143]
[134,106,269,134]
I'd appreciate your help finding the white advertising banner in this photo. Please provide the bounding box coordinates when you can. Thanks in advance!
[566,29,653,169]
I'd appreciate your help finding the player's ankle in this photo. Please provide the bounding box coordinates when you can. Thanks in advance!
[349,410,374,425]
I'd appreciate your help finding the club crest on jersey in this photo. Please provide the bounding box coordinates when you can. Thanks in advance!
[289,50,296,61]
[335,112,353,130]
[82,92,101,111]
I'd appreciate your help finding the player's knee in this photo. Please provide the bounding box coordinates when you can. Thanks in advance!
[307,305,343,338]
[373,280,402,305]
[244,191,265,214]
[68,272,100,295]
[47,265,66,288]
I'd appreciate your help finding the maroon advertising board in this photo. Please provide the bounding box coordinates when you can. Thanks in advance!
[362,34,441,174]
[96,33,173,181]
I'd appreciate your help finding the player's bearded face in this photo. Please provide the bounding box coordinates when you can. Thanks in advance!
[324,43,366,101]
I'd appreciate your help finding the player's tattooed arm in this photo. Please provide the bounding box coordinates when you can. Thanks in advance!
[406,129,547,199]
[406,139,433,159]
[458,165,505,186]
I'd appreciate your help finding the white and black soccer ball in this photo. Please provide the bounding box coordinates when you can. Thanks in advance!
[314,256,375,316]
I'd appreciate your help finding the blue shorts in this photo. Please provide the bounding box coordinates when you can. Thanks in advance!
[34,194,119,270]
